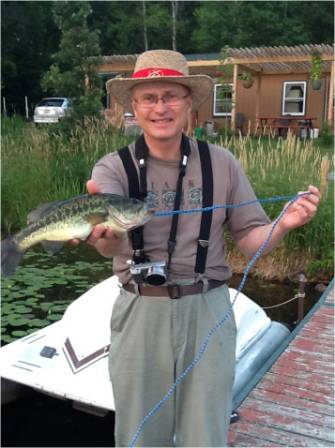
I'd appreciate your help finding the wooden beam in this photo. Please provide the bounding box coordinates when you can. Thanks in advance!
[188,60,221,67]
[327,60,334,124]
[97,63,134,73]
[226,54,334,65]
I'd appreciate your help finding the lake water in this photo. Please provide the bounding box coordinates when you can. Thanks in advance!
[1,245,321,346]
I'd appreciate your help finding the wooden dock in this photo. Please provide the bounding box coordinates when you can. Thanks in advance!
[229,281,334,447]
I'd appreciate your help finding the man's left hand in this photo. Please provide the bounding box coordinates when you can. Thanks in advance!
[279,185,321,231]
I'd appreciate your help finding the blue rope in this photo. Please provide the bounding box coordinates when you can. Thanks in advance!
[153,194,298,218]
[129,192,310,447]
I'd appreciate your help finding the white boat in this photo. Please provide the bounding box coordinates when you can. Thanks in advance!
[0,276,290,415]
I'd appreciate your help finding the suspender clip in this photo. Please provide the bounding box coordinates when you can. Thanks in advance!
[198,239,209,248]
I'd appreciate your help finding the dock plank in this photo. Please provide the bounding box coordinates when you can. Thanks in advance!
[263,372,334,396]
[239,406,334,441]
[249,388,334,417]
[257,376,333,406]
[229,431,286,447]
[271,364,334,382]
[242,397,334,430]
[229,284,334,447]
[230,421,333,447]
[274,354,334,375]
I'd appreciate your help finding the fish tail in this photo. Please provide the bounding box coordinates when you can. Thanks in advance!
[1,238,24,277]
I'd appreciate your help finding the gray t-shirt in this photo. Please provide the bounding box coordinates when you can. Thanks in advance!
[91,138,270,284]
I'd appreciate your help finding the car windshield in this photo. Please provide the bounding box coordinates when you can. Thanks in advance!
[37,99,65,107]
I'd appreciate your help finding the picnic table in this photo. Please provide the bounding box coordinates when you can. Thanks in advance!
[256,115,316,137]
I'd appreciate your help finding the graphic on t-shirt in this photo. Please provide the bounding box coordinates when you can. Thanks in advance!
[162,186,180,209]
[188,180,202,206]
[147,185,159,209]
[147,180,202,210]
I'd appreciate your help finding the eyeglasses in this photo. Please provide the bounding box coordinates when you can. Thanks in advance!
[133,92,190,108]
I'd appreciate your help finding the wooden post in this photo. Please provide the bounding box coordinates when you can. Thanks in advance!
[327,60,334,125]
[297,273,307,324]
[231,63,238,131]
[25,96,29,120]
[255,73,261,135]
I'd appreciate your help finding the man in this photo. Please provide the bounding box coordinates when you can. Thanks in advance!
[82,50,320,447]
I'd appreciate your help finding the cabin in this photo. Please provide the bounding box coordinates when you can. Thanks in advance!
[98,44,334,137]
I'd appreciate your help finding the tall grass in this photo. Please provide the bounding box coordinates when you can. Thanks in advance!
[217,132,334,276]
[1,116,131,231]
[2,117,334,277]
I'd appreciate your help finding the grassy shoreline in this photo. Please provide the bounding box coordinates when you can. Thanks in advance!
[1,116,334,282]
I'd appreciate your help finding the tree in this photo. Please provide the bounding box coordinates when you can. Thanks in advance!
[171,1,178,50]
[142,1,149,51]
[42,1,103,120]
[1,1,59,116]
[191,1,334,51]
[90,2,144,54]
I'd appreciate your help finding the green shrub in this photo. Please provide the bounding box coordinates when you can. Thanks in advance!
[319,121,334,146]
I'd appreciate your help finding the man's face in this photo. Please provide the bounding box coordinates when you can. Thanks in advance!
[131,82,192,142]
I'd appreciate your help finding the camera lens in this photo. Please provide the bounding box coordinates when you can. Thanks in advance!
[146,266,167,285]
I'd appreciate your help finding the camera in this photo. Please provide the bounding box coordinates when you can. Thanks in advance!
[128,260,167,286]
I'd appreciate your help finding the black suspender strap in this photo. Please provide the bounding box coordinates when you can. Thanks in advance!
[195,140,214,274]
[118,145,147,263]
[118,146,141,198]
[134,135,148,198]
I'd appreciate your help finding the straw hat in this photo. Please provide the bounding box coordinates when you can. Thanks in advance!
[106,49,214,111]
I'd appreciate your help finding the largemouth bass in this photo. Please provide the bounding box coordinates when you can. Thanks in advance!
[1,193,153,277]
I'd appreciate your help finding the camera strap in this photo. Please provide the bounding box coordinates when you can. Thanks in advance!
[166,134,190,270]
[118,135,213,274]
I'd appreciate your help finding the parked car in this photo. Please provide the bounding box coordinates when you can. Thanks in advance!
[33,97,71,124]
[123,112,142,136]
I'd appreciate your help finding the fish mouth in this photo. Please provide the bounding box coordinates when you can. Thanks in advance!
[112,211,153,230]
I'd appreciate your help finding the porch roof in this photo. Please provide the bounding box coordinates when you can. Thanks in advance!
[226,43,334,75]
[101,44,334,75]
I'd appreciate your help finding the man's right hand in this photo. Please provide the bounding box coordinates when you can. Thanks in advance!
[70,180,128,258]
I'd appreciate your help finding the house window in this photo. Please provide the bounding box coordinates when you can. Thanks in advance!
[213,84,233,116]
[282,82,306,116]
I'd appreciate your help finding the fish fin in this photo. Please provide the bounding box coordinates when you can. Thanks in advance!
[1,238,24,277]
[41,241,65,255]
[27,201,60,224]
[85,212,108,226]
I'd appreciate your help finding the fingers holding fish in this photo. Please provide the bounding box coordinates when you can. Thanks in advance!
[68,225,124,251]
[86,179,100,195]
[86,225,128,258]
[86,225,120,246]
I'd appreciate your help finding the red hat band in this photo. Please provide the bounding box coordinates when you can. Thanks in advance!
[132,68,184,79]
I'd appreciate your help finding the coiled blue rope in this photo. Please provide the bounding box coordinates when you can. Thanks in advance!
[129,192,310,447]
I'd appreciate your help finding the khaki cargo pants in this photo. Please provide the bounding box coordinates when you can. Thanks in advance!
[108,283,236,447]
